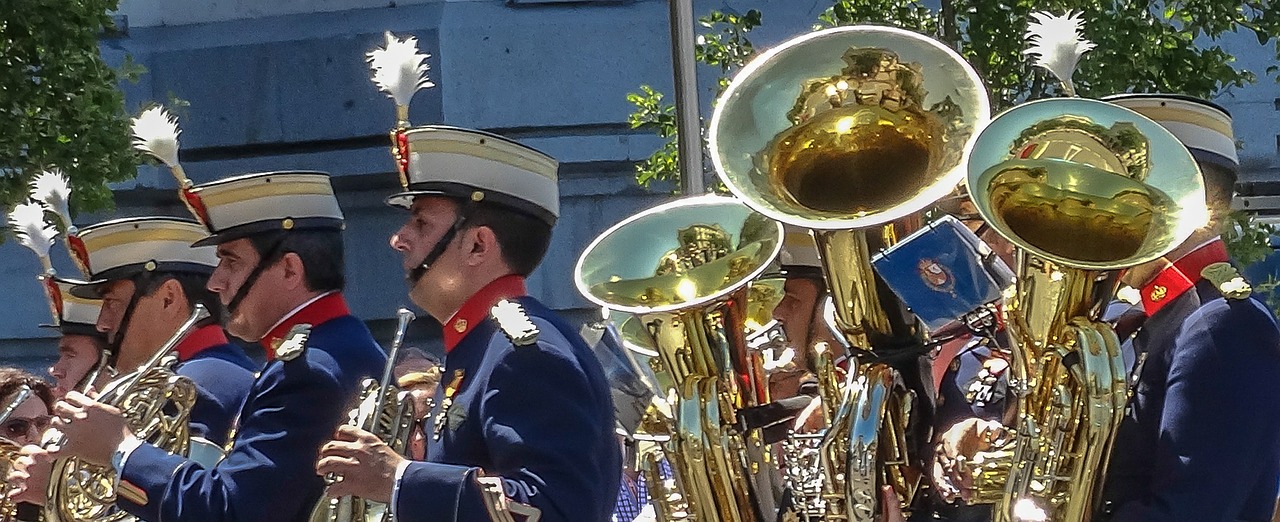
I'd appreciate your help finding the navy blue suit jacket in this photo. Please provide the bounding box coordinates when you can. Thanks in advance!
[1100,281,1280,522]
[395,296,621,522]
[118,314,385,521]
[176,342,258,446]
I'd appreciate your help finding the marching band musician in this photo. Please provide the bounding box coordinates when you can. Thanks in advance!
[738,226,835,446]
[921,197,1016,522]
[934,94,1280,522]
[769,225,836,402]
[8,218,259,506]
[23,172,386,521]
[314,126,621,521]
[1092,94,1280,522]
[68,218,255,445]
[44,282,109,400]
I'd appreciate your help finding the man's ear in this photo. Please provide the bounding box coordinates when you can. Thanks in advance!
[160,278,185,313]
[466,226,500,267]
[280,252,308,291]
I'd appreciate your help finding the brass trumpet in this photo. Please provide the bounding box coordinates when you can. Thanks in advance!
[310,307,417,522]
[709,25,989,520]
[963,98,1206,521]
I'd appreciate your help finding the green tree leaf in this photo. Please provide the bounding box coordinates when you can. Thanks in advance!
[0,0,138,219]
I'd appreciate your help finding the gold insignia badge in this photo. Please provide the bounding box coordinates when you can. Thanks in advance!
[274,323,312,361]
[491,300,538,347]
[1149,285,1168,302]
[1201,262,1252,300]
[453,318,468,333]
[433,369,466,441]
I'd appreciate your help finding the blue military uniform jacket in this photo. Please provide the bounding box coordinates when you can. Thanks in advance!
[1100,241,1280,522]
[935,337,1009,429]
[172,324,258,446]
[395,277,620,522]
[117,293,386,521]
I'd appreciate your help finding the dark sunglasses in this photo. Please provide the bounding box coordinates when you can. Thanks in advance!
[3,416,51,439]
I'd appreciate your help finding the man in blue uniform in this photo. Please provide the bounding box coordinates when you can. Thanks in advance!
[9,218,258,504]
[44,284,110,400]
[66,217,256,445]
[315,126,620,521]
[1091,94,1280,522]
[36,171,386,521]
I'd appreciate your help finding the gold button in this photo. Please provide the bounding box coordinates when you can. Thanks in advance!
[282,218,295,230]
[144,260,157,271]
[454,318,468,333]
[471,191,485,202]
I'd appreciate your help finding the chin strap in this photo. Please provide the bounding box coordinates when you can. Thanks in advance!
[407,203,474,284]
[104,276,151,370]
[226,234,288,315]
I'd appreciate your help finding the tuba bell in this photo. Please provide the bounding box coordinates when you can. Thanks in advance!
[962,97,1206,521]
[575,195,784,522]
[708,25,989,520]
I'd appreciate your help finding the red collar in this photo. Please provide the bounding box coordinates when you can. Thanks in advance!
[175,324,230,361]
[443,275,527,353]
[260,293,351,360]
[1139,239,1229,316]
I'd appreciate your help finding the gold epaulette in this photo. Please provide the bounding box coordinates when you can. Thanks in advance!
[1201,262,1252,300]
[274,323,312,361]
[490,300,538,347]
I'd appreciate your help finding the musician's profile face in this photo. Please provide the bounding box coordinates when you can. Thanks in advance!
[208,238,280,341]
[772,276,823,369]
[96,278,173,368]
[391,197,469,320]
[49,334,102,399]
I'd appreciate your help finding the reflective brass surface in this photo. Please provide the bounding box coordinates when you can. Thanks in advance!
[312,308,417,522]
[710,26,989,231]
[709,25,990,521]
[968,98,1208,271]
[576,195,784,522]
[47,305,209,522]
[965,98,1206,522]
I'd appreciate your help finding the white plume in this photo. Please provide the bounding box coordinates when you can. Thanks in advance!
[131,106,182,167]
[1024,11,1096,97]
[30,169,73,233]
[367,31,435,107]
[9,202,56,260]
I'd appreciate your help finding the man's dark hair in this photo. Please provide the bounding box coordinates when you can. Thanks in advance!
[463,204,553,276]
[1200,162,1238,221]
[248,229,346,292]
[135,271,229,325]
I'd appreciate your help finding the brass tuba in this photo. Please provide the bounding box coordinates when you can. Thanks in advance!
[312,307,417,522]
[45,304,209,522]
[575,195,784,522]
[962,97,1206,521]
[708,25,989,520]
